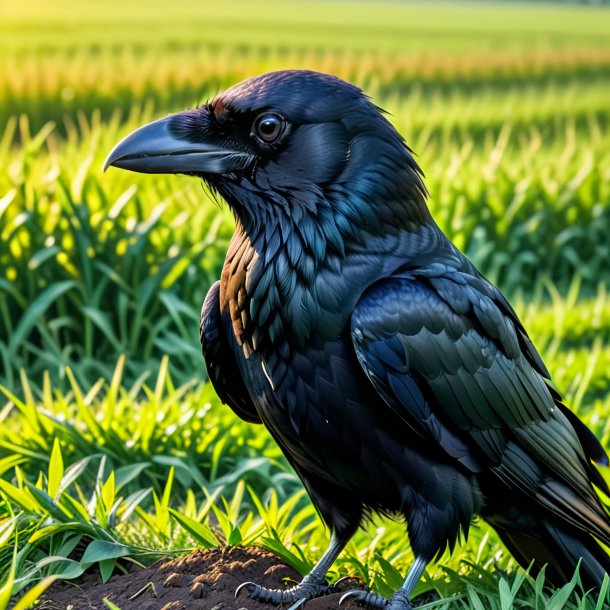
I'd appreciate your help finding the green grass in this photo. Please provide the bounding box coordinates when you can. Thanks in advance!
[1,1,610,608]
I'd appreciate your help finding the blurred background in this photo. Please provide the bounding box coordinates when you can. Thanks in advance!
[1,1,610,605]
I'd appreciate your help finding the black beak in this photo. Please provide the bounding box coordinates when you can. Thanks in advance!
[104,111,253,175]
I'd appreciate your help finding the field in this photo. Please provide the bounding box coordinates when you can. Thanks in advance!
[1,1,610,608]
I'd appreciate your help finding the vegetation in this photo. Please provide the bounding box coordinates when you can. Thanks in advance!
[1,1,610,607]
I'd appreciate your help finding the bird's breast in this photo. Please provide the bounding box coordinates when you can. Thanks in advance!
[219,224,351,364]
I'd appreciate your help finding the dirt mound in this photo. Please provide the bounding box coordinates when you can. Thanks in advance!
[41,546,367,610]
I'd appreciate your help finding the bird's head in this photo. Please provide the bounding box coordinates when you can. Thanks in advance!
[105,70,429,235]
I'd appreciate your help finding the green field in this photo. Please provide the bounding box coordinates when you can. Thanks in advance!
[1,1,610,608]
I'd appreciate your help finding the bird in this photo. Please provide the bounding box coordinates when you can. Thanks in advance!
[105,70,610,609]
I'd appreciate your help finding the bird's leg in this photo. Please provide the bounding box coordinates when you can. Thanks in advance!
[235,531,347,606]
[340,556,428,609]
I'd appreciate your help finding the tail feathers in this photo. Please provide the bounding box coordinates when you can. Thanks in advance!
[557,402,609,469]
[494,520,610,590]
[547,523,610,589]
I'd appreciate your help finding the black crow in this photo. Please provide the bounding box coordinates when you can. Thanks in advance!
[105,70,610,609]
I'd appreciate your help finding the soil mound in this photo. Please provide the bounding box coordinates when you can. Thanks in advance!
[40,546,366,610]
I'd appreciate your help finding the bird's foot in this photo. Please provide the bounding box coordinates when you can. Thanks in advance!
[235,575,336,607]
[340,587,412,609]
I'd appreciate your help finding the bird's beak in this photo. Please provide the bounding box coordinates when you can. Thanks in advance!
[103,111,253,175]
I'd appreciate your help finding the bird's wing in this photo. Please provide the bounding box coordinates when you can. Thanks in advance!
[200,281,261,424]
[471,270,609,467]
[350,267,608,495]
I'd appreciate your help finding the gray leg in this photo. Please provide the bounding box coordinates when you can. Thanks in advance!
[340,555,429,609]
[387,556,428,609]
[236,531,346,606]
[304,531,346,583]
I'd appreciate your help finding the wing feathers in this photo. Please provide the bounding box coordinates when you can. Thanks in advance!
[351,269,609,530]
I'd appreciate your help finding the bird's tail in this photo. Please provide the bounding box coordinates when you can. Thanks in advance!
[490,515,610,590]
[483,406,610,591]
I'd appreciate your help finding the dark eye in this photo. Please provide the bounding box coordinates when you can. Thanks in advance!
[254,113,284,143]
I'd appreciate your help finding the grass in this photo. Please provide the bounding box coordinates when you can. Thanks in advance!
[1,0,610,607]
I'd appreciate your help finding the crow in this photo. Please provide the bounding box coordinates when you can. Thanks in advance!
[105,70,610,609]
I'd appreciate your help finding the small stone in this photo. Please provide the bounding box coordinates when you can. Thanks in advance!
[163,572,191,588]
[190,582,205,599]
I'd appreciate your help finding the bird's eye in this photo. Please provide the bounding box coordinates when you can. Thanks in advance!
[254,113,284,143]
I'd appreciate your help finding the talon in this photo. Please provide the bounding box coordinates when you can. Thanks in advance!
[340,589,388,608]
[387,588,412,610]
[234,578,337,606]
[339,590,361,605]
[333,575,355,587]
[235,581,257,598]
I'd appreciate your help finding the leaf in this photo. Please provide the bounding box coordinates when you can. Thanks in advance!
[0,542,17,609]
[12,576,58,610]
[595,574,610,610]
[260,537,311,576]
[465,587,485,610]
[57,455,97,498]
[25,483,69,521]
[154,356,170,404]
[100,558,117,583]
[8,281,76,355]
[168,508,219,548]
[27,245,61,271]
[546,562,579,610]
[417,597,463,609]
[82,307,122,350]
[374,553,404,591]
[151,455,207,488]
[80,540,133,565]
[34,556,87,580]
[119,488,152,523]
[499,577,513,610]
[48,438,64,500]
[0,516,18,549]
[29,522,98,544]
[0,479,38,512]
[227,526,242,546]
[65,367,101,438]
[161,466,174,509]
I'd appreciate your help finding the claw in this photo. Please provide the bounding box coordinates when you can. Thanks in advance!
[286,599,308,610]
[339,590,355,605]
[235,581,256,599]
[339,589,388,608]
[333,575,355,587]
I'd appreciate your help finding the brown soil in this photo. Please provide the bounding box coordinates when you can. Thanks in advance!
[40,546,367,610]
